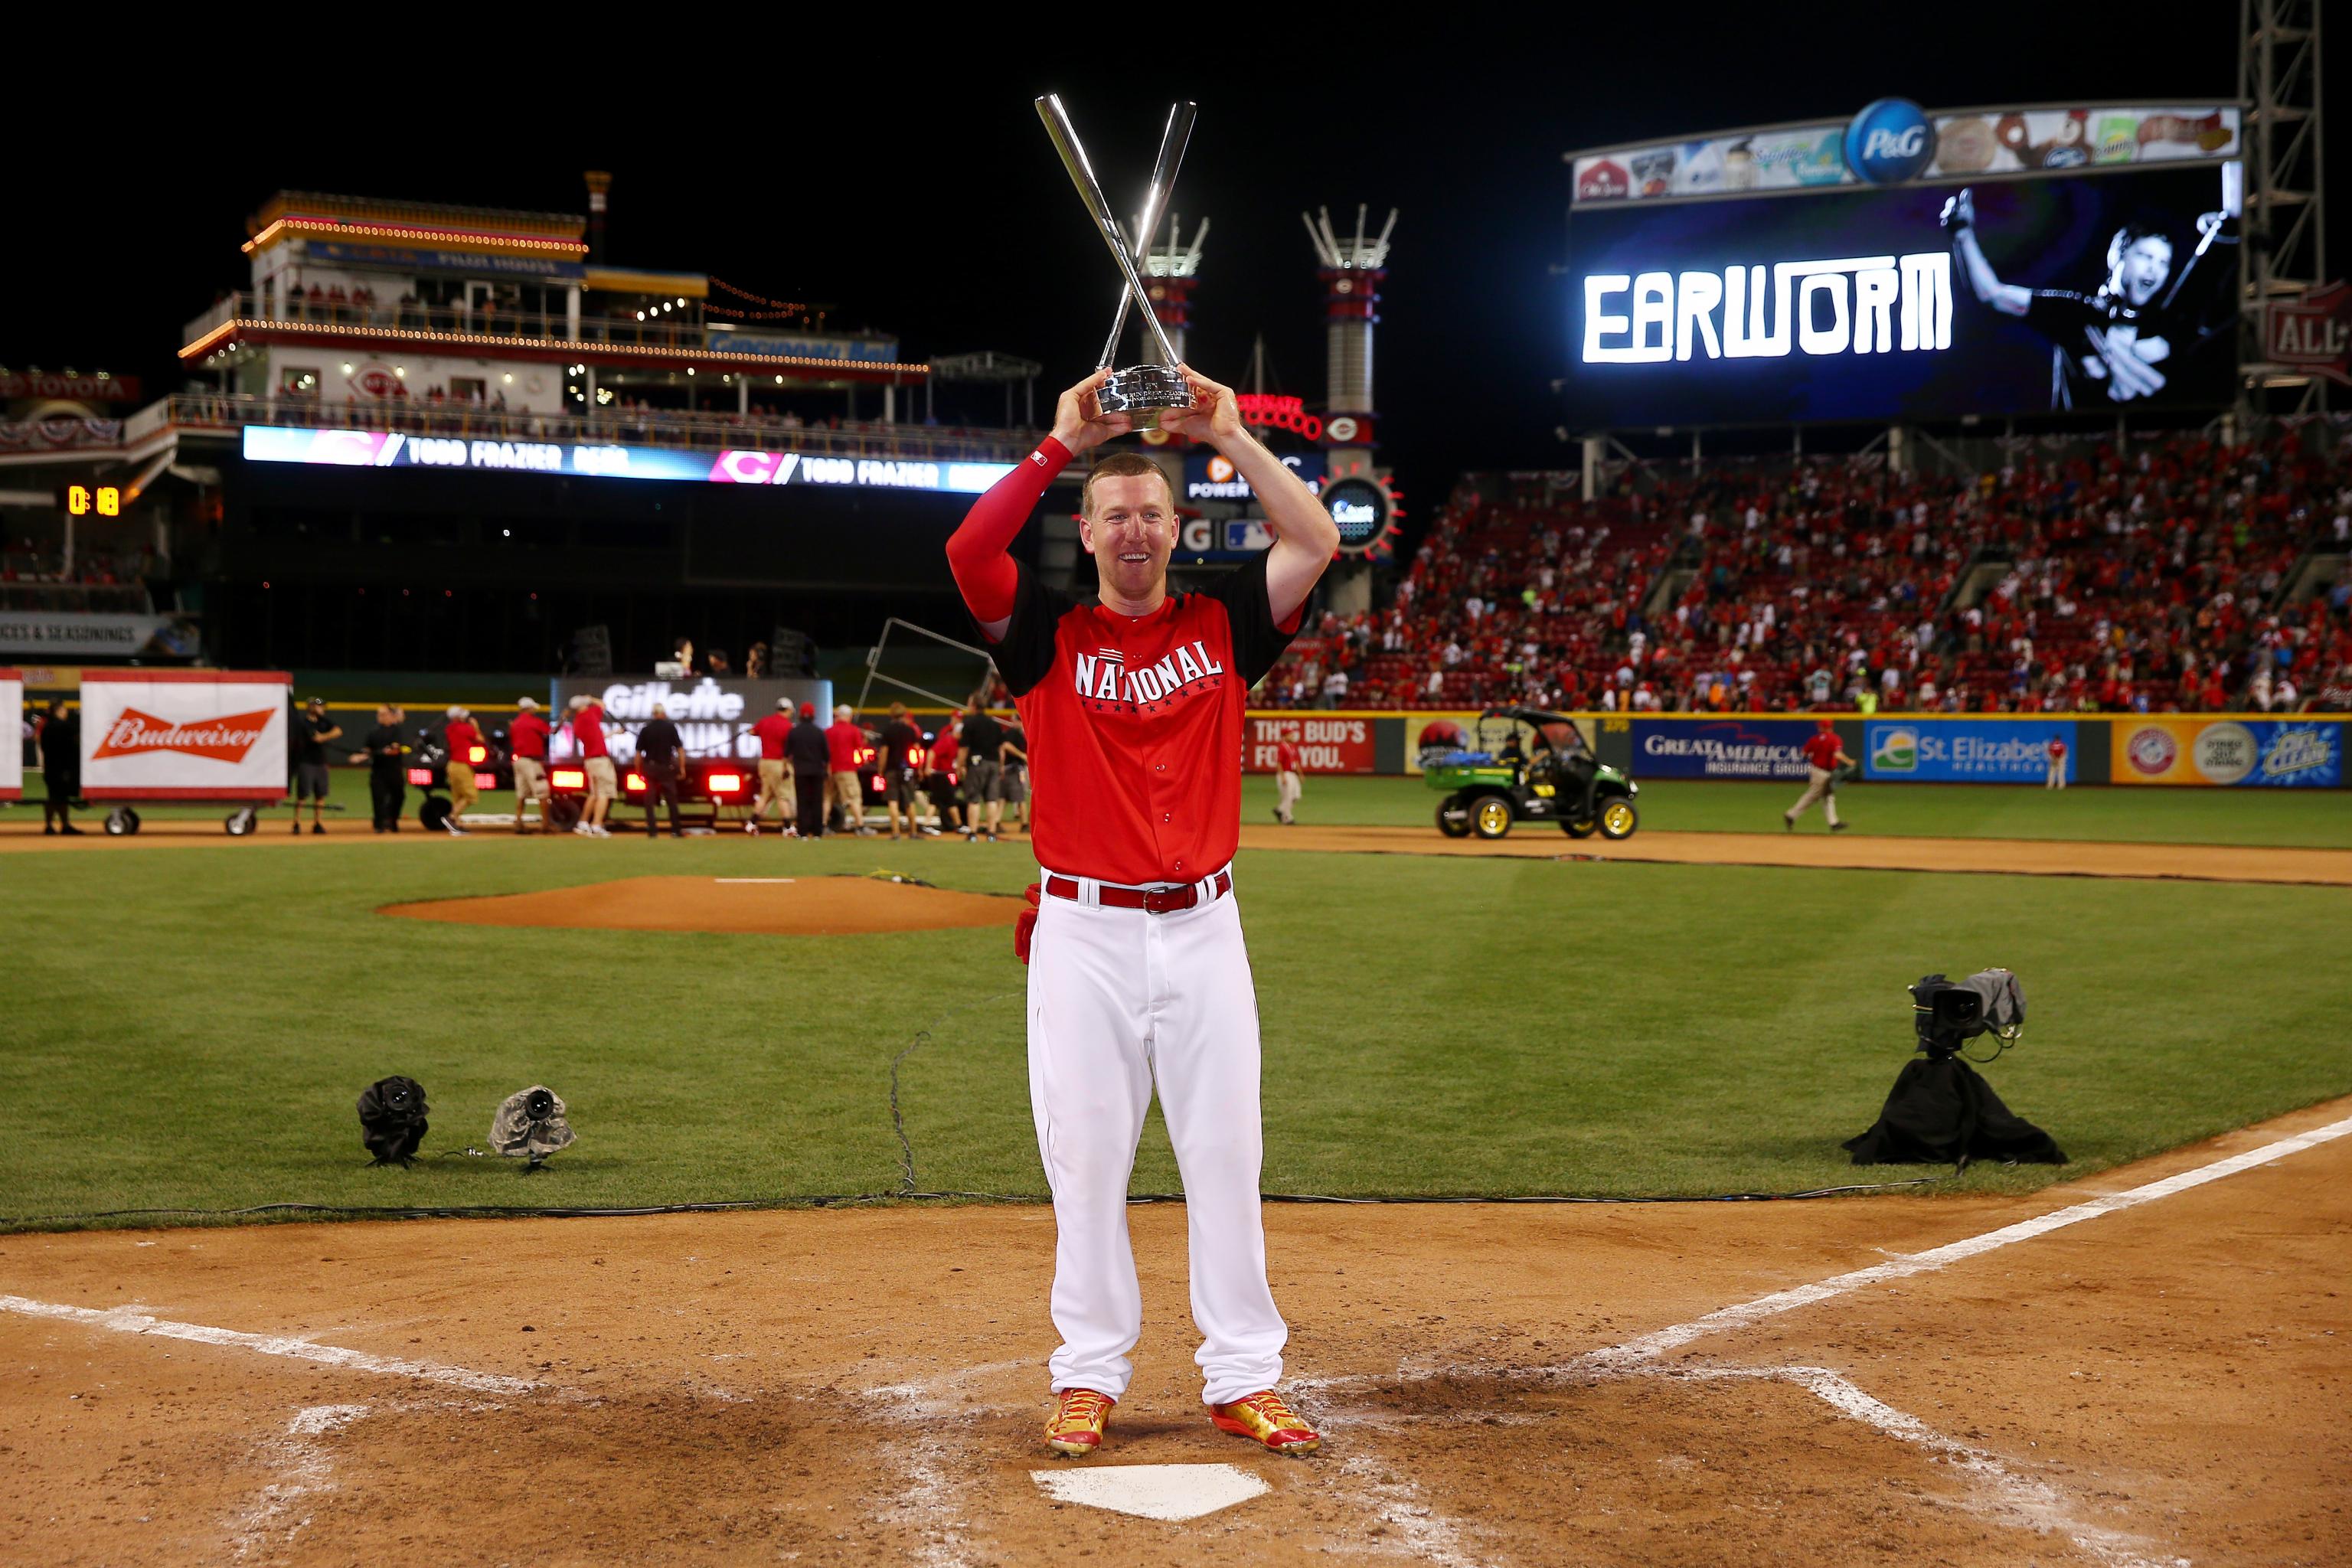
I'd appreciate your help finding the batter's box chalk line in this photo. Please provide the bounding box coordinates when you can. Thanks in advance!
[1286,1114,2352,1568]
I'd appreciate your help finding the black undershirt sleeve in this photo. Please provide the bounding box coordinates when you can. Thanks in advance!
[1203,551,1305,690]
[982,560,1075,698]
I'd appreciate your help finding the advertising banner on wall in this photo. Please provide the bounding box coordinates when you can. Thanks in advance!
[243,426,1017,495]
[1632,717,1817,779]
[548,675,832,765]
[0,612,194,658]
[1864,718,2076,782]
[1243,714,1376,774]
[2110,718,2342,788]
[1571,105,2240,207]
[0,668,21,799]
[77,671,291,800]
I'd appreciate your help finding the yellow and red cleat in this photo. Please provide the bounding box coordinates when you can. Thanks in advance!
[1209,1390,1321,1455]
[1045,1387,1116,1457]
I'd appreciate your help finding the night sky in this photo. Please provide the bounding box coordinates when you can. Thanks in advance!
[17,11,2331,527]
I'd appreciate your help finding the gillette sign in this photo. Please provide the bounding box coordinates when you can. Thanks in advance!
[1582,253,1953,364]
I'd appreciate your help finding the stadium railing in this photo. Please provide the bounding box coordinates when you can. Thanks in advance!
[182,292,894,361]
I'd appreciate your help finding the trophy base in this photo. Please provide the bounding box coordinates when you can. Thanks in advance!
[1096,365,1194,426]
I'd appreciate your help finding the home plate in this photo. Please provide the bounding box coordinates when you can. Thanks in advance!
[1030,1462,1271,1521]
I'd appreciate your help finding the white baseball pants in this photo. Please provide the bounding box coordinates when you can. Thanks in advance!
[1786,765,1841,826]
[1275,769,1302,823]
[1026,871,1286,1406]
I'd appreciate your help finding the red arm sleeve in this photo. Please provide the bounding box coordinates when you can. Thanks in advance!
[947,436,1070,624]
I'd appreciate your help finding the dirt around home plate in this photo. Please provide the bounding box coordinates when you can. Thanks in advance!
[2,1096,2346,1567]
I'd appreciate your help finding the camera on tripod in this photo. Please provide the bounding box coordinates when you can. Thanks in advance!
[1847,966,2063,1169]
[1909,969,2026,1061]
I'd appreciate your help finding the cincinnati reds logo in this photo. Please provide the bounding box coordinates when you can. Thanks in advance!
[91,707,276,763]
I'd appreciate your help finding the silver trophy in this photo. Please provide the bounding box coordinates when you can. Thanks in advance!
[1036,94,1197,425]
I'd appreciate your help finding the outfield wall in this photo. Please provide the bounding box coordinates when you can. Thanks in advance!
[1238,711,2347,789]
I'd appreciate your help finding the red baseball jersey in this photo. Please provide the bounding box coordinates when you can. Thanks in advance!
[1276,740,1302,773]
[1802,730,1842,770]
[983,554,1299,886]
[2048,738,2068,760]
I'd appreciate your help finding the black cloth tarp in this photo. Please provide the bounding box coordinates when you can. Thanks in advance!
[1844,1057,2066,1166]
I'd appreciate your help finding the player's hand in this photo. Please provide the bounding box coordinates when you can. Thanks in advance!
[2086,328,2166,400]
[1048,369,1134,456]
[1156,364,1248,449]
[1938,188,1975,232]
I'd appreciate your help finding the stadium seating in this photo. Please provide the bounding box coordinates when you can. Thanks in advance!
[1261,431,2352,714]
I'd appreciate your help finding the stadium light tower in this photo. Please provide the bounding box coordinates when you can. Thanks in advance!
[1135,211,1208,364]
[1304,204,1399,616]
[1303,203,1397,446]
[2240,0,2329,413]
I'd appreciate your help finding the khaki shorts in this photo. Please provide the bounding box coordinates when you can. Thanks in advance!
[583,756,618,801]
[511,756,548,801]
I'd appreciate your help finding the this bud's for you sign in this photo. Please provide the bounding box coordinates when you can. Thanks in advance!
[1246,716,1374,774]
[79,671,291,799]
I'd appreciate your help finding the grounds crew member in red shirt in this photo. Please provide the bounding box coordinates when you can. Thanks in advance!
[928,711,967,837]
[567,694,616,838]
[1785,717,1853,831]
[1273,737,1304,825]
[747,697,796,835]
[508,697,551,835]
[441,707,482,836]
[824,704,870,835]
[947,365,1340,1460]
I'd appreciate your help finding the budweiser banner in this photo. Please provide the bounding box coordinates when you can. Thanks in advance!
[1,669,21,799]
[78,671,291,800]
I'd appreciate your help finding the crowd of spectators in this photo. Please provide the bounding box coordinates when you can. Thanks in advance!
[0,541,153,612]
[1259,428,2352,716]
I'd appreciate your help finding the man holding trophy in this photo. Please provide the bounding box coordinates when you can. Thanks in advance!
[942,94,1340,1461]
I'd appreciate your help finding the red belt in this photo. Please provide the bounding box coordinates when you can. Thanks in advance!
[1044,869,1231,914]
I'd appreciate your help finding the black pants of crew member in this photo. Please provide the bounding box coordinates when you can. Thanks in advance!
[369,767,404,831]
[794,770,827,837]
[643,762,684,835]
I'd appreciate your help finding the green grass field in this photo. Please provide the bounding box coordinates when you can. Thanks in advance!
[5,773,2349,1233]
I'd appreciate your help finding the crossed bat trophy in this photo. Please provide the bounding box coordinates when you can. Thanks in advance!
[1035,93,1199,425]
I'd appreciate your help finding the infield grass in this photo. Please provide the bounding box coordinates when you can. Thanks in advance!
[4,812,2348,1231]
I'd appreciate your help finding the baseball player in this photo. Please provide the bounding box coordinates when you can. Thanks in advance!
[2045,734,2069,791]
[1272,737,1303,825]
[946,365,1340,1459]
[1784,717,1851,831]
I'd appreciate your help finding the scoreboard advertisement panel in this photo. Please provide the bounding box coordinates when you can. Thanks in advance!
[1565,162,2239,428]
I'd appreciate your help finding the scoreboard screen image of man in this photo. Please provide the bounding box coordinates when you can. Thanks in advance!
[1564,162,2241,428]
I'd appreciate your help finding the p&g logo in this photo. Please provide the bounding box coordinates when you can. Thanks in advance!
[1844,98,1937,185]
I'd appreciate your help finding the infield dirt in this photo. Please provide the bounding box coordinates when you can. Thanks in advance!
[3,1096,2345,1566]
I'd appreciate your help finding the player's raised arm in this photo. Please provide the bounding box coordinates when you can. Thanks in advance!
[1940,189,2031,318]
[1161,364,1339,625]
[946,370,1132,640]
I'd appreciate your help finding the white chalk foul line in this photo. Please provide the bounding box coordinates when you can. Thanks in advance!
[0,1295,540,1396]
[1580,1111,2352,1371]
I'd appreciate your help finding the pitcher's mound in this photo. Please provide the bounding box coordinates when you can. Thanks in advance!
[380,875,1018,936]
